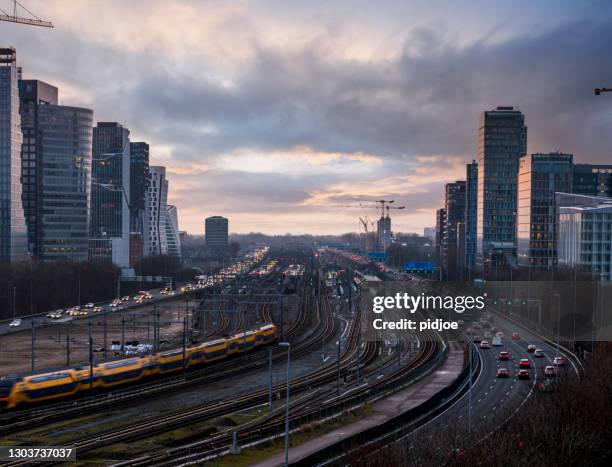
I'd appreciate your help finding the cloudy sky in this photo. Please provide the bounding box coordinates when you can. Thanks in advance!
[4,0,612,235]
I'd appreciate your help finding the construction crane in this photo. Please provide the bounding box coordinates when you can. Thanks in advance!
[0,0,53,28]
[594,87,612,96]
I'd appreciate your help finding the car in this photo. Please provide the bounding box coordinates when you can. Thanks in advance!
[9,319,22,327]
[92,306,103,313]
[492,336,502,346]
[484,331,492,339]
[84,302,94,308]
[538,379,554,393]
[122,295,130,302]
[517,369,530,380]
[527,344,537,353]
[496,331,504,338]
[78,310,88,317]
[110,302,119,308]
[519,358,531,369]
[533,348,544,358]
[553,356,566,366]
[498,351,510,361]
[480,341,491,349]
[497,368,510,378]
[512,332,520,340]
[472,323,481,330]
[473,335,482,343]
[544,365,557,377]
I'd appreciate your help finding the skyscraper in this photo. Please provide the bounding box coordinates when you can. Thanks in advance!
[18,79,58,254]
[144,166,168,256]
[443,180,466,279]
[435,208,446,259]
[0,47,28,262]
[165,204,181,259]
[476,106,527,266]
[19,79,93,261]
[464,160,478,269]
[129,142,149,234]
[516,152,573,267]
[89,122,131,268]
[205,216,229,248]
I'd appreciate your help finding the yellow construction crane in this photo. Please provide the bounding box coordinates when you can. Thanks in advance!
[0,0,53,28]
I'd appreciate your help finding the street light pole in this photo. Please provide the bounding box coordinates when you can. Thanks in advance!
[278,341,291,467]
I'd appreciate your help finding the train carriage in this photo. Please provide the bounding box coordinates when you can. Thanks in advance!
[0,323,277,410]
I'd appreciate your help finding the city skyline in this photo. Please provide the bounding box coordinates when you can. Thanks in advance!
[4,0,612,235]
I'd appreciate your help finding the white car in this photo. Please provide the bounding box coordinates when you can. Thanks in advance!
[84,303,94,308]
[533,348,544,357]
[480,341,491,349]
[9,319,22,327]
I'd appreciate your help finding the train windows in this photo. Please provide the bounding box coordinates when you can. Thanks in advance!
[29,372,71,383]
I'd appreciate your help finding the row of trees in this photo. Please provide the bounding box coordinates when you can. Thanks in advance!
[0,256,200,320]
[0,260,120,320]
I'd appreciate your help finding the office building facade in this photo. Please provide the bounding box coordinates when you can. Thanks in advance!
[572,164,612,198]
[205,216,228,248]
[376,214,392,252]
[557,193,612,281]
[435,208,446,258]
[0,47,28,262]
[35,105,93,261]
[144,165,168,256]
[516,152,573,267]
[443,180,466,279]
[18,79,58,255]
[476,107,527,266]
[464,160,478,269]
[89,122,131,267]
[165,204,181,259]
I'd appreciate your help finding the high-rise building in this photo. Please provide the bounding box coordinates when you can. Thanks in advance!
[435,208,446,258]
[464,160,478,269]
[205,216,228,248]
[165,204,181,259]
[0,47,28,262]
[35,105,93,261]
[376,214,392,252]
[557,193,612,281]
[144,166,168,256]
[129,142,149,234]
[476,106,527,266]
[443,180,466,279]
[89,122,131,268]
[19,79,93,261]
[572,164,612,198]
[18,79,58,254]
[516,152,573,267]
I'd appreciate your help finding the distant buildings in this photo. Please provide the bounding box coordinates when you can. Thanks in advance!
[129,142,150,263]
[434,208,445,258]
[516,153,573,267]
[476,107,527,266]
[572,164,612,198]
[89,122,131,268]
[423,227,435,242]
[464,160,478,269]
[165,205,181,259]
[144,166,168,256]
[205,216,229,248]
[377,214,392,252]
[0,47,28,262]
[443,180,466,279]
[558,193,612,281]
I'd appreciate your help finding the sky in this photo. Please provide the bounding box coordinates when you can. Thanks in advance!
[3,0,612,235]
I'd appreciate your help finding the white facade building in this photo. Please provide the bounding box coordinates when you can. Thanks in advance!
[144,166,168,256]
[558,193,612,281]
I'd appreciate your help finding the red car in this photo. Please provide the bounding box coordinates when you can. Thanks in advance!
[498,351,510,361]
[517,369,530,380]
[512,332,520,340]
[497,368,510,378]
[519,358,531,369]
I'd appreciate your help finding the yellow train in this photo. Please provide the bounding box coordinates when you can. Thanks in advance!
[0,323,277,410]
